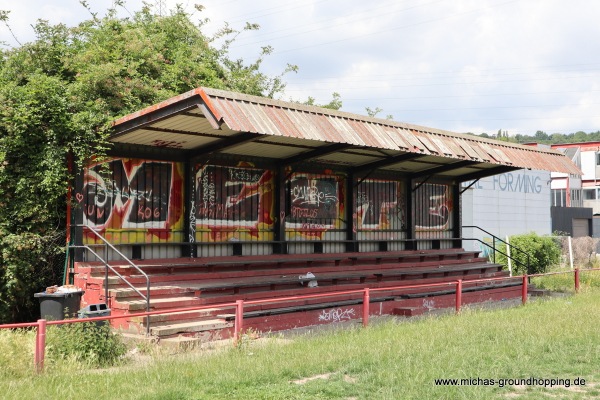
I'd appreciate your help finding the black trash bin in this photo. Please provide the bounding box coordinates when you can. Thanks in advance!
[78,303,111,326]
[34,290,84,320]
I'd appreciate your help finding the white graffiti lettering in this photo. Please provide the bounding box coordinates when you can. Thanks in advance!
[423,299,435,311]
[291,183,336,206]
[318,308,356,323]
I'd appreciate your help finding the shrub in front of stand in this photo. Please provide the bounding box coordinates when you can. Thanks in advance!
[46,321,126,368]
[496,232,560,276]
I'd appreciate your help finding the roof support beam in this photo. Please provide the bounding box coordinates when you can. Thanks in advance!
[409,160,480,179]
[458,165,520,182]
[351,152,425,174]
[460,178,480,194]
[282,143,354,165]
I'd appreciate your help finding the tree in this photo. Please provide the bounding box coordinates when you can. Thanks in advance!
[534,130,549,142]
[0,2,294,322]
[301,92,342,110]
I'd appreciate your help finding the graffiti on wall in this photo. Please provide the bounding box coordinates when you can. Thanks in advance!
[195,164,274,242]
[286,174,344,239]
[415,183,453,232]
[355,180,405,231]
[78,158,184,243]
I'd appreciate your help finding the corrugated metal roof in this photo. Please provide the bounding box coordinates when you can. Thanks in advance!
[110,87,582,178]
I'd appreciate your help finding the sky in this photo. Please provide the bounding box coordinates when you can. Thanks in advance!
[2,0,600,137]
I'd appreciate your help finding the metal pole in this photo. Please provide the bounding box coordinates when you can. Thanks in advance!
[506,235,512,277]
[234,299,244,344]
[362,288,370,327]
[455,280,462,314]
[575,268,580,293]
[522,275,528,304]
[35,319,47,373]
[568,236,574,270]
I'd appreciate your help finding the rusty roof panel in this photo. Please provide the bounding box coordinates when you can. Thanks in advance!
[456,140,482,161]
[413,133,441,156]
[440,137,468,159]
[429,136,454,157]
[110,87,583,176]
[402,130,428,154]
[383,128,411,151]
[468,142,492,162]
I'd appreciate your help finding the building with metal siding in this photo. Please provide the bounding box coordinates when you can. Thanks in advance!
[461,169,553,252]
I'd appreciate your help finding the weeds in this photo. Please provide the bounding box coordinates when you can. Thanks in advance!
[45,321,127,368]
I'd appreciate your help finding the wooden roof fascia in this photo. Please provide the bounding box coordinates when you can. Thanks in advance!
[111,97,202,139]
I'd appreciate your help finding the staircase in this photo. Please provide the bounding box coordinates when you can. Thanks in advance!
[73,248,522,342]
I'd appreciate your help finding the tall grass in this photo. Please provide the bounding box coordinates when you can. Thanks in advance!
[1,290,599,399]
[531,267,600,293]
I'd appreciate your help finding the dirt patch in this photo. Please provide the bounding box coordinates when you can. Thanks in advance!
[291,371,357,385]
[292,373,333,385]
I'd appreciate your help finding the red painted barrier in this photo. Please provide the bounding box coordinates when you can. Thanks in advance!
[35,319,47,373]
[4,267,599,373]
[455,280,462,314]
[362,288,370,327]
[522,275,528,305]
[234,300,244,344]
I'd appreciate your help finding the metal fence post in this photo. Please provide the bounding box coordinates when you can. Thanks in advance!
[574,268,580,293]
[455,280,462,314]
[35,319,47,373]
[362,288,370,327]
[234,299,244,344]
[522,274,528,304]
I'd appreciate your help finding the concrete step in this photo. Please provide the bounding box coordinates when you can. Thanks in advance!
[150,318,233,336]
[113,295,204,311]
[109,284,196,299]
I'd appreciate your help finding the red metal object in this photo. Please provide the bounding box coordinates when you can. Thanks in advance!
[522,275,528,304]
[455,280,462,314]
[35,319,47,373]
[7,267,600,373]
[575,269,580,293]
[362,288,370,327]
[234,299,244,344]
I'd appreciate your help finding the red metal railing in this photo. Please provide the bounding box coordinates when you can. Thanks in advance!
[2,267,598,373]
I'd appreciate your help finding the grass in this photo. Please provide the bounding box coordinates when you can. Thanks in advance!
[531,266,600,293]
[1,289,600,399]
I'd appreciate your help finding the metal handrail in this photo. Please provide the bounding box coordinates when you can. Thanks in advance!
[71,226,151,335]
[463,225,530,273]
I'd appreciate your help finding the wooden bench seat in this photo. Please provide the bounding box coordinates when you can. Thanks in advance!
[188,263,502,297]
[372,263,502,280]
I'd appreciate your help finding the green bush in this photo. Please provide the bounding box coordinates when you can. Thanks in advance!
[496,232,561,275]
[46,321,126,368]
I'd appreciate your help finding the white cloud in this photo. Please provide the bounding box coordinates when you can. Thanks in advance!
[2,0,600,135]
